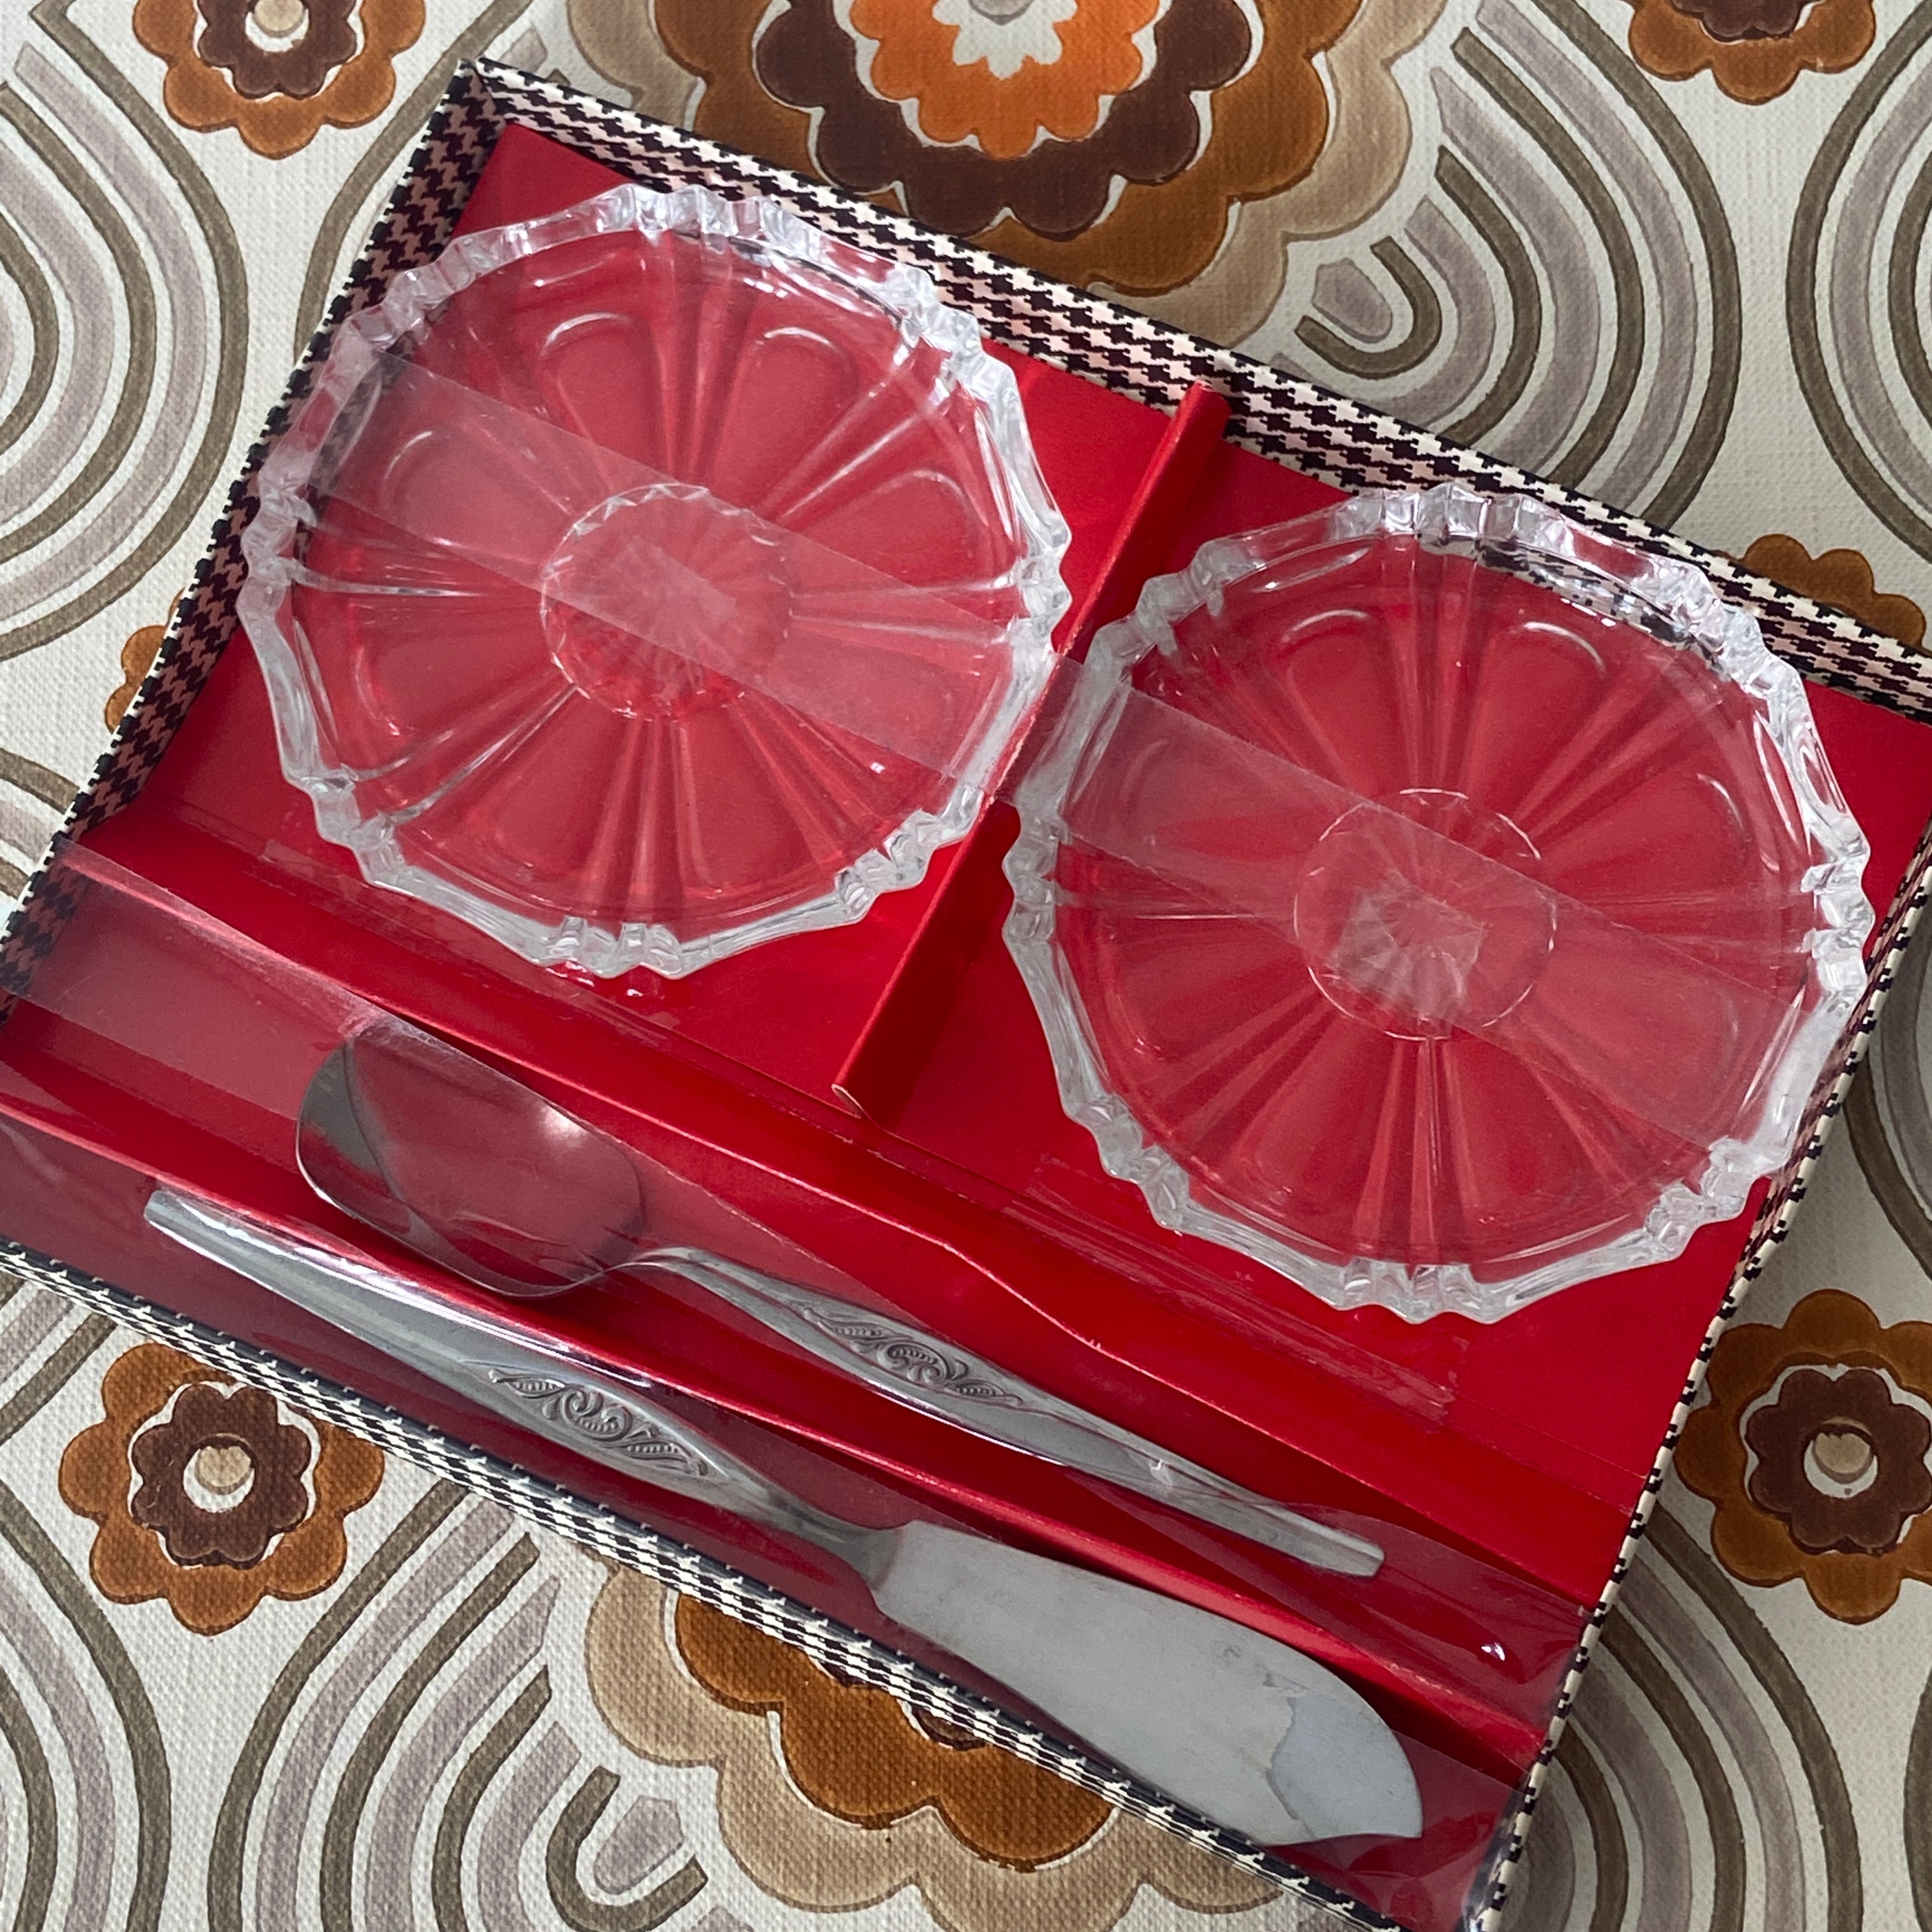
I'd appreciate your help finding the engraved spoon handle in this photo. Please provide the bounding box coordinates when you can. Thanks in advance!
[634,1245,1383,1578]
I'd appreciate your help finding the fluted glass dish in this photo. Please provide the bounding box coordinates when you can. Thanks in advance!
[1005,486,1873,1321]
[239,185,1069,977]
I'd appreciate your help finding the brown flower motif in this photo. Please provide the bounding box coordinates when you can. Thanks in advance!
[1668,0,1800,34]
[1740,534,1926,648]
[134,0,425,160]
[192,0,358,100]
[1743,1367,1932,1554]
[1676,1289,1932,1621]
[1624,0,1874,103]
[61,1345,383,1634]
[128,1382,313,1567]
[107,624,167,731]
[654,0,1360,296]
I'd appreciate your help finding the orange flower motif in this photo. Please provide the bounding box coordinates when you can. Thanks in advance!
[1741,534,1926,648]
[673,1593,1109,1864]
[133,0,425,160]
[60,1344,383,1635]
[1676,1290,1932,1622]
[854,0,1160,161]
[1623,0,1873,104]
[107,624,166,731]
[654,0,1359,298]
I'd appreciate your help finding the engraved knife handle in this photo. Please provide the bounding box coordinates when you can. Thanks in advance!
[638,1248,1384,1578]
[457,1357,873,1560]
[143,1189,885,1572]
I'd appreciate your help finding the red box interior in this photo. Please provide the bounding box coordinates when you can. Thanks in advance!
[6,122,1932,1932]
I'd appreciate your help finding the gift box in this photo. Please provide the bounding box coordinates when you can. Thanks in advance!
[3,61,1930,1932]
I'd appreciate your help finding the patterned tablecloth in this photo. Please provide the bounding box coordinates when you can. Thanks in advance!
[4,3,1932,1928]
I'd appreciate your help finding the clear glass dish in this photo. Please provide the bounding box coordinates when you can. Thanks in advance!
[240,185,1069,977]
[1004,486,1874,1322]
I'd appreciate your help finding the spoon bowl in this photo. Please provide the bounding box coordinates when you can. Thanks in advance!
[296,1016,647,1298]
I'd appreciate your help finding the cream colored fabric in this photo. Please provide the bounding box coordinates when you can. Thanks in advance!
[3,2,1932,1926]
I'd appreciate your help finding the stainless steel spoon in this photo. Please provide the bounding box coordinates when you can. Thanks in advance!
[295,1015,1383,1577]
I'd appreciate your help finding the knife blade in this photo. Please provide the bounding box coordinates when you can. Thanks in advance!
[145,1186,1422,1845]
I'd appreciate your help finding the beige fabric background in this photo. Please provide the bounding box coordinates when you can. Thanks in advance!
[3,1,1932,1927]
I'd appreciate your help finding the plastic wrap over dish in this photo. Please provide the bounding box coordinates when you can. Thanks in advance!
[1004,486,1874,1321]
[240,185,1069,977]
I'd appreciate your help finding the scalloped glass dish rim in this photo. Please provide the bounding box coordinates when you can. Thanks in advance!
[237,182,1071,979]
[1002,484,1876,1323]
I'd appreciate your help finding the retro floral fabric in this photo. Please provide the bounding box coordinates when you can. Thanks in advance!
[1623,0,1876,102]
[59,1343,384,1632]
[8,0,1932,1926]
[1677,1291,1932,1620]
[644,0,1407,307]
[134,0,425,157]
[650,0,1351,296]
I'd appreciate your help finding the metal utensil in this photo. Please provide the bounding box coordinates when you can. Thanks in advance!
[145,1186,1422,1844]
[295,1015,1382,1577]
